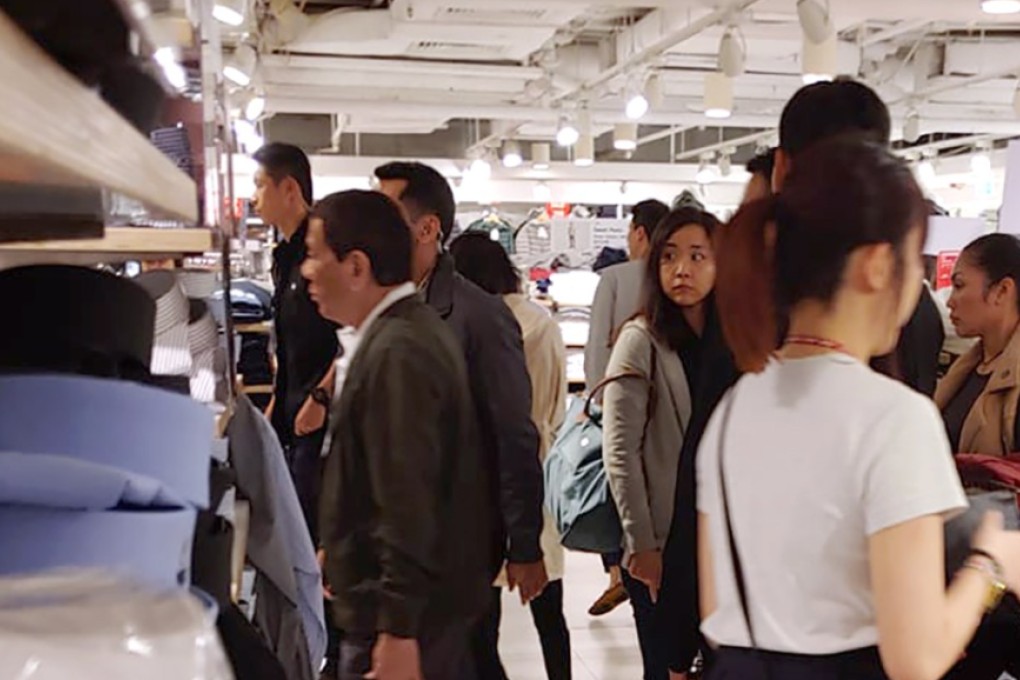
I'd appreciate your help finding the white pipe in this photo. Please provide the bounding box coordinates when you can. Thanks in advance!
[259,54,543,80]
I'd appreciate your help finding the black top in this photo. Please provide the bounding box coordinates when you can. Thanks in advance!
[320,296,491,637]
[424,252,545,569]
[943,369,991,452]
[270,219,338,445]
[871,287,944,397]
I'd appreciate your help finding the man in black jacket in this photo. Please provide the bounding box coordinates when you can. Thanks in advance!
[376,161,547,675]
[307,190,491,680]
[252,143,338,542]
[659,79,945,678]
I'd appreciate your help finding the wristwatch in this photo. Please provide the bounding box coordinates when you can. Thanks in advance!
[311,386,332,407]
[966,549,1007,612]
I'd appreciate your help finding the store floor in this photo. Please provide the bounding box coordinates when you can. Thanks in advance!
[498,550,642,679]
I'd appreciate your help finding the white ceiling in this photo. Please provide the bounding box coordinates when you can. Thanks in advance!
[228,0,1020,163]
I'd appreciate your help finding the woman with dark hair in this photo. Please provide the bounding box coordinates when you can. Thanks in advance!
[449,232,572,680]
[698,137,1020,680]
[602,207,720,680]
[938,234,1020,455]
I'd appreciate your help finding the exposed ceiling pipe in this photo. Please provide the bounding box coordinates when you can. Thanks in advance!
[673,130,775,161]
[551,0,765,105]
[896,62,1020,103]
[859,19,933,46]
[259,54,543,80]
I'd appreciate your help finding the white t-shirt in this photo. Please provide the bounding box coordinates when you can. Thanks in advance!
[697,354,967,654]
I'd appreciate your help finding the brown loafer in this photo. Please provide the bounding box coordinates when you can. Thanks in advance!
[588,582,629,616]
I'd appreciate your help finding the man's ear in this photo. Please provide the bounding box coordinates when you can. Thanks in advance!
[282,176,306,206]
[772,149,790,193]
[417,214,442,245]
[347,250,373,291]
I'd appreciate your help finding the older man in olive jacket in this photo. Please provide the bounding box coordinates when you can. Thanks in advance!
[306,190,491,680]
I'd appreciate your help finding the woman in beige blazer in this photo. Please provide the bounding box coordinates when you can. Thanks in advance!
[602,207,720,680]
[450,233,571,680]
[937,234,1020,455]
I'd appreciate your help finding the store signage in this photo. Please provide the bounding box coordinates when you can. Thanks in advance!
[936,251,959,290]
[545,203,572,218]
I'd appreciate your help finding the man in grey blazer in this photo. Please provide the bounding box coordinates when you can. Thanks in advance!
[584,199,670,392]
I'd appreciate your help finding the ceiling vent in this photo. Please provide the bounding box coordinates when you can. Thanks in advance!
[437,6,549,23]
[408,40,507,58]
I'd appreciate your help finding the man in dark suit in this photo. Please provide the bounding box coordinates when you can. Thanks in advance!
[375,162,548,678]
[305,190,491,680]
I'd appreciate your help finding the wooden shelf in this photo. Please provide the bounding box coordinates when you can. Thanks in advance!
[0,9,198,229]
[0,227,215,266]
[235,321,273,335]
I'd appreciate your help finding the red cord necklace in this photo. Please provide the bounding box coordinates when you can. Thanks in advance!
[783,335,853,357]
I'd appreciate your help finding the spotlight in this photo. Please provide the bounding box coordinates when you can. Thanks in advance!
[626,91,650,120]
[532,142,551,170]
[556,118,579,147]
[574,134,595,167]
[982,0,1020,14]
[718,28,746,78]
[241,90,266,121]
[903,111,921,144]
[801,33,837,85]
[645,72,665,109]
[213,0,246,26]
[224,44,256,87]
[798,0,833,44]
[501,141,523,169]
[918,159,937,185]
[533,182,551,202]
[719,153,733,177]
[704,72,733,119]
[154,47,187,91]
[469,157,493,180]
[972,150,992,176]
[614,123,638,152]
[696,153,720,184]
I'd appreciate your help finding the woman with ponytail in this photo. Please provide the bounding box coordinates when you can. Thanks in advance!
[696,137,1020,680]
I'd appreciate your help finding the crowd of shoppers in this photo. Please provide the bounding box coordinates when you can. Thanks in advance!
[245,72,1020,680]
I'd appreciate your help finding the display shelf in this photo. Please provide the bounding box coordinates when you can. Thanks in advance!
[0,227,215,266]
[235,321,273,335]
[0,9,199,232]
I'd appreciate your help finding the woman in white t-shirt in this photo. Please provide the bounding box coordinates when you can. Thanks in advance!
[696,138,1020,680]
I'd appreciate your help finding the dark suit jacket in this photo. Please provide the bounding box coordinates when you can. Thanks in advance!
[320,295,491,638]
[425,252,544,569]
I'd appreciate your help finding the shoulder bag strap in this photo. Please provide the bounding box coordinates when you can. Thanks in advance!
[717,390,757,648]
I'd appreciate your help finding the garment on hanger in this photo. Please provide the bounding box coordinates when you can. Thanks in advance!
[136,271,193,377]
[228,395,326,680]
[467,211,515,254]
[515,212,553,262]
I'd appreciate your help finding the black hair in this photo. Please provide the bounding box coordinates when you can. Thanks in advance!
[449,232,520,295]
[717,138,926,373]
[312,190,412,286]
[374,161,457,244]
[961,234,1020,314]
[642,206,721,352]
[779,78,891,158]
[630,199,670,240]
[747,148,776,180]
[253,143,313,204]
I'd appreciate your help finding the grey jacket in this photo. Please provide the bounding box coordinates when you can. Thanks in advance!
[602,319,692,557]
[425,253,544,569]
[584,260,645,391]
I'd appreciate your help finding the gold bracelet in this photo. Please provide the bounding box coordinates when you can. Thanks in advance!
[962,556,1007,612]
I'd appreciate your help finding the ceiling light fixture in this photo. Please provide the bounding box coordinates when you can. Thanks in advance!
[625,87,650,120]
[718,28,746,78]
[918,156,938,186]
[556,117,579,147]
[213,0,246,26]
[704,72,734,119]
[574,133,595,167]
[797,0,834,44]
[501,141,523,169]
[223,44,256,87]
[972,144,993,176]
[154,47,187,91]
[801,33,837,84]
[469,156,493,180]
[719,148,735,177]
[532,142,551,170]
[233,119,263,154]
[903,110,921,143]
[533,181,552,202]
[645,72,665,109]
[614,123,638,151]
[982,0,1020,14]
[696,153,720,185]
[242,90,266,121]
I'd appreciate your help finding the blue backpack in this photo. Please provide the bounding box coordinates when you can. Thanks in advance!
[543,367,655,553]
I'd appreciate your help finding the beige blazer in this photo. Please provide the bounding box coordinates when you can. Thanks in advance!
[935,325,1020,456]
[501,294,567,580]
[602,318,693,557]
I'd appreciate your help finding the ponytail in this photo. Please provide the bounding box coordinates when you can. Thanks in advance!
[715,197,779,373]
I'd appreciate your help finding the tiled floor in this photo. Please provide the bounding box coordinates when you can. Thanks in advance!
[499,551,643,680]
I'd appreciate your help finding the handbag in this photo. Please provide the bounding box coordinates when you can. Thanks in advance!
[712,391,888,680]
[544,351,657,554]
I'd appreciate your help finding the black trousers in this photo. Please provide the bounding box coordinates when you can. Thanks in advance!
[707,646,886,680]
[601,550,623,572]
[471,581,572,680]
[339,623,474,680]
[282,428,326,545]
[622,569,668,680]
